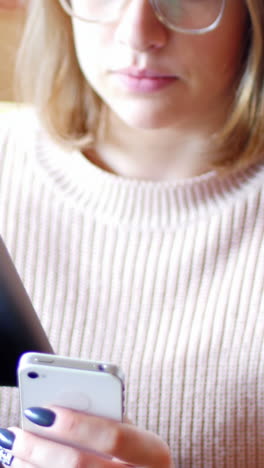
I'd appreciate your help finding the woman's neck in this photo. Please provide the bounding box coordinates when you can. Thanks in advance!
[87,112,224,181]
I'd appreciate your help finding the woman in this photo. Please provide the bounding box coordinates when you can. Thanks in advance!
[0,0,263,466]
[0,1,24,8]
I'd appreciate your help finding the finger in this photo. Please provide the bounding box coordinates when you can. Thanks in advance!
[123,416,132,425]
[9,428,128,468]
[11,458,36,468]
[25,407,172,468]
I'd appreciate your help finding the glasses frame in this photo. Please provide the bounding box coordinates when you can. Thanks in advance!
[58,0,227,35]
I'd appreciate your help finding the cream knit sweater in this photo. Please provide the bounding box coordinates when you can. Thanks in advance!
[0,108,264,467]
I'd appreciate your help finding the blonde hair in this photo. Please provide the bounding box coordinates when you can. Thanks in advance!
[16,0,264,170]
[16,0,102,148]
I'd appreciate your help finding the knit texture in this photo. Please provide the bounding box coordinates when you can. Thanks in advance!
[0,108,264,467]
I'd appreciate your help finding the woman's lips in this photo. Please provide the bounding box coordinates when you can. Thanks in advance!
[112,68,178,93]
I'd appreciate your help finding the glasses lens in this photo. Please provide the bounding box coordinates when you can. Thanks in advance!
[152,0,224,32]
[62,0,123,22]
[60,0,224,32]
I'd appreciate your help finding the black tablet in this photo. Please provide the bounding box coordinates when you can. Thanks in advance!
[0,236,53,386]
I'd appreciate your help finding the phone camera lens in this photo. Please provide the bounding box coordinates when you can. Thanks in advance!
[98,364,105,372]
[27,372,39,379]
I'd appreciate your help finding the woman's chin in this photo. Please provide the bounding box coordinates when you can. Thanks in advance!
[113,107,180,131]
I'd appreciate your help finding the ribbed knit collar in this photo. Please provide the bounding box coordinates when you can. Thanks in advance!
[35,129,264,230]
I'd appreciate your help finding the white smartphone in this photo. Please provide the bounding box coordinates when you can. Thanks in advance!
[17,352,125,436]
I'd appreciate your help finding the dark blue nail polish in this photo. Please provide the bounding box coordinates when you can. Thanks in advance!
[0,429,15,450]
[24,407,56,427]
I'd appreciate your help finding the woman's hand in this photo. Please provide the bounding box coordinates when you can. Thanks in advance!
[0,406,174,467]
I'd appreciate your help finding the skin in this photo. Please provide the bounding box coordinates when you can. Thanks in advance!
[72,0,249,179]
[0,0,24,8]
[9,407,173,467]
[5,1,248,467]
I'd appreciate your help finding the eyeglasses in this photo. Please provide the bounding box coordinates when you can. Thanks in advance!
[58,0,226,35]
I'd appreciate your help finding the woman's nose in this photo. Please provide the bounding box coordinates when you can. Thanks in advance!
[114,0,169,51]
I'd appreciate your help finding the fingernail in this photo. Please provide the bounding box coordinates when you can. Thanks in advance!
[0,429,15,450]
[24,407,56,427]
